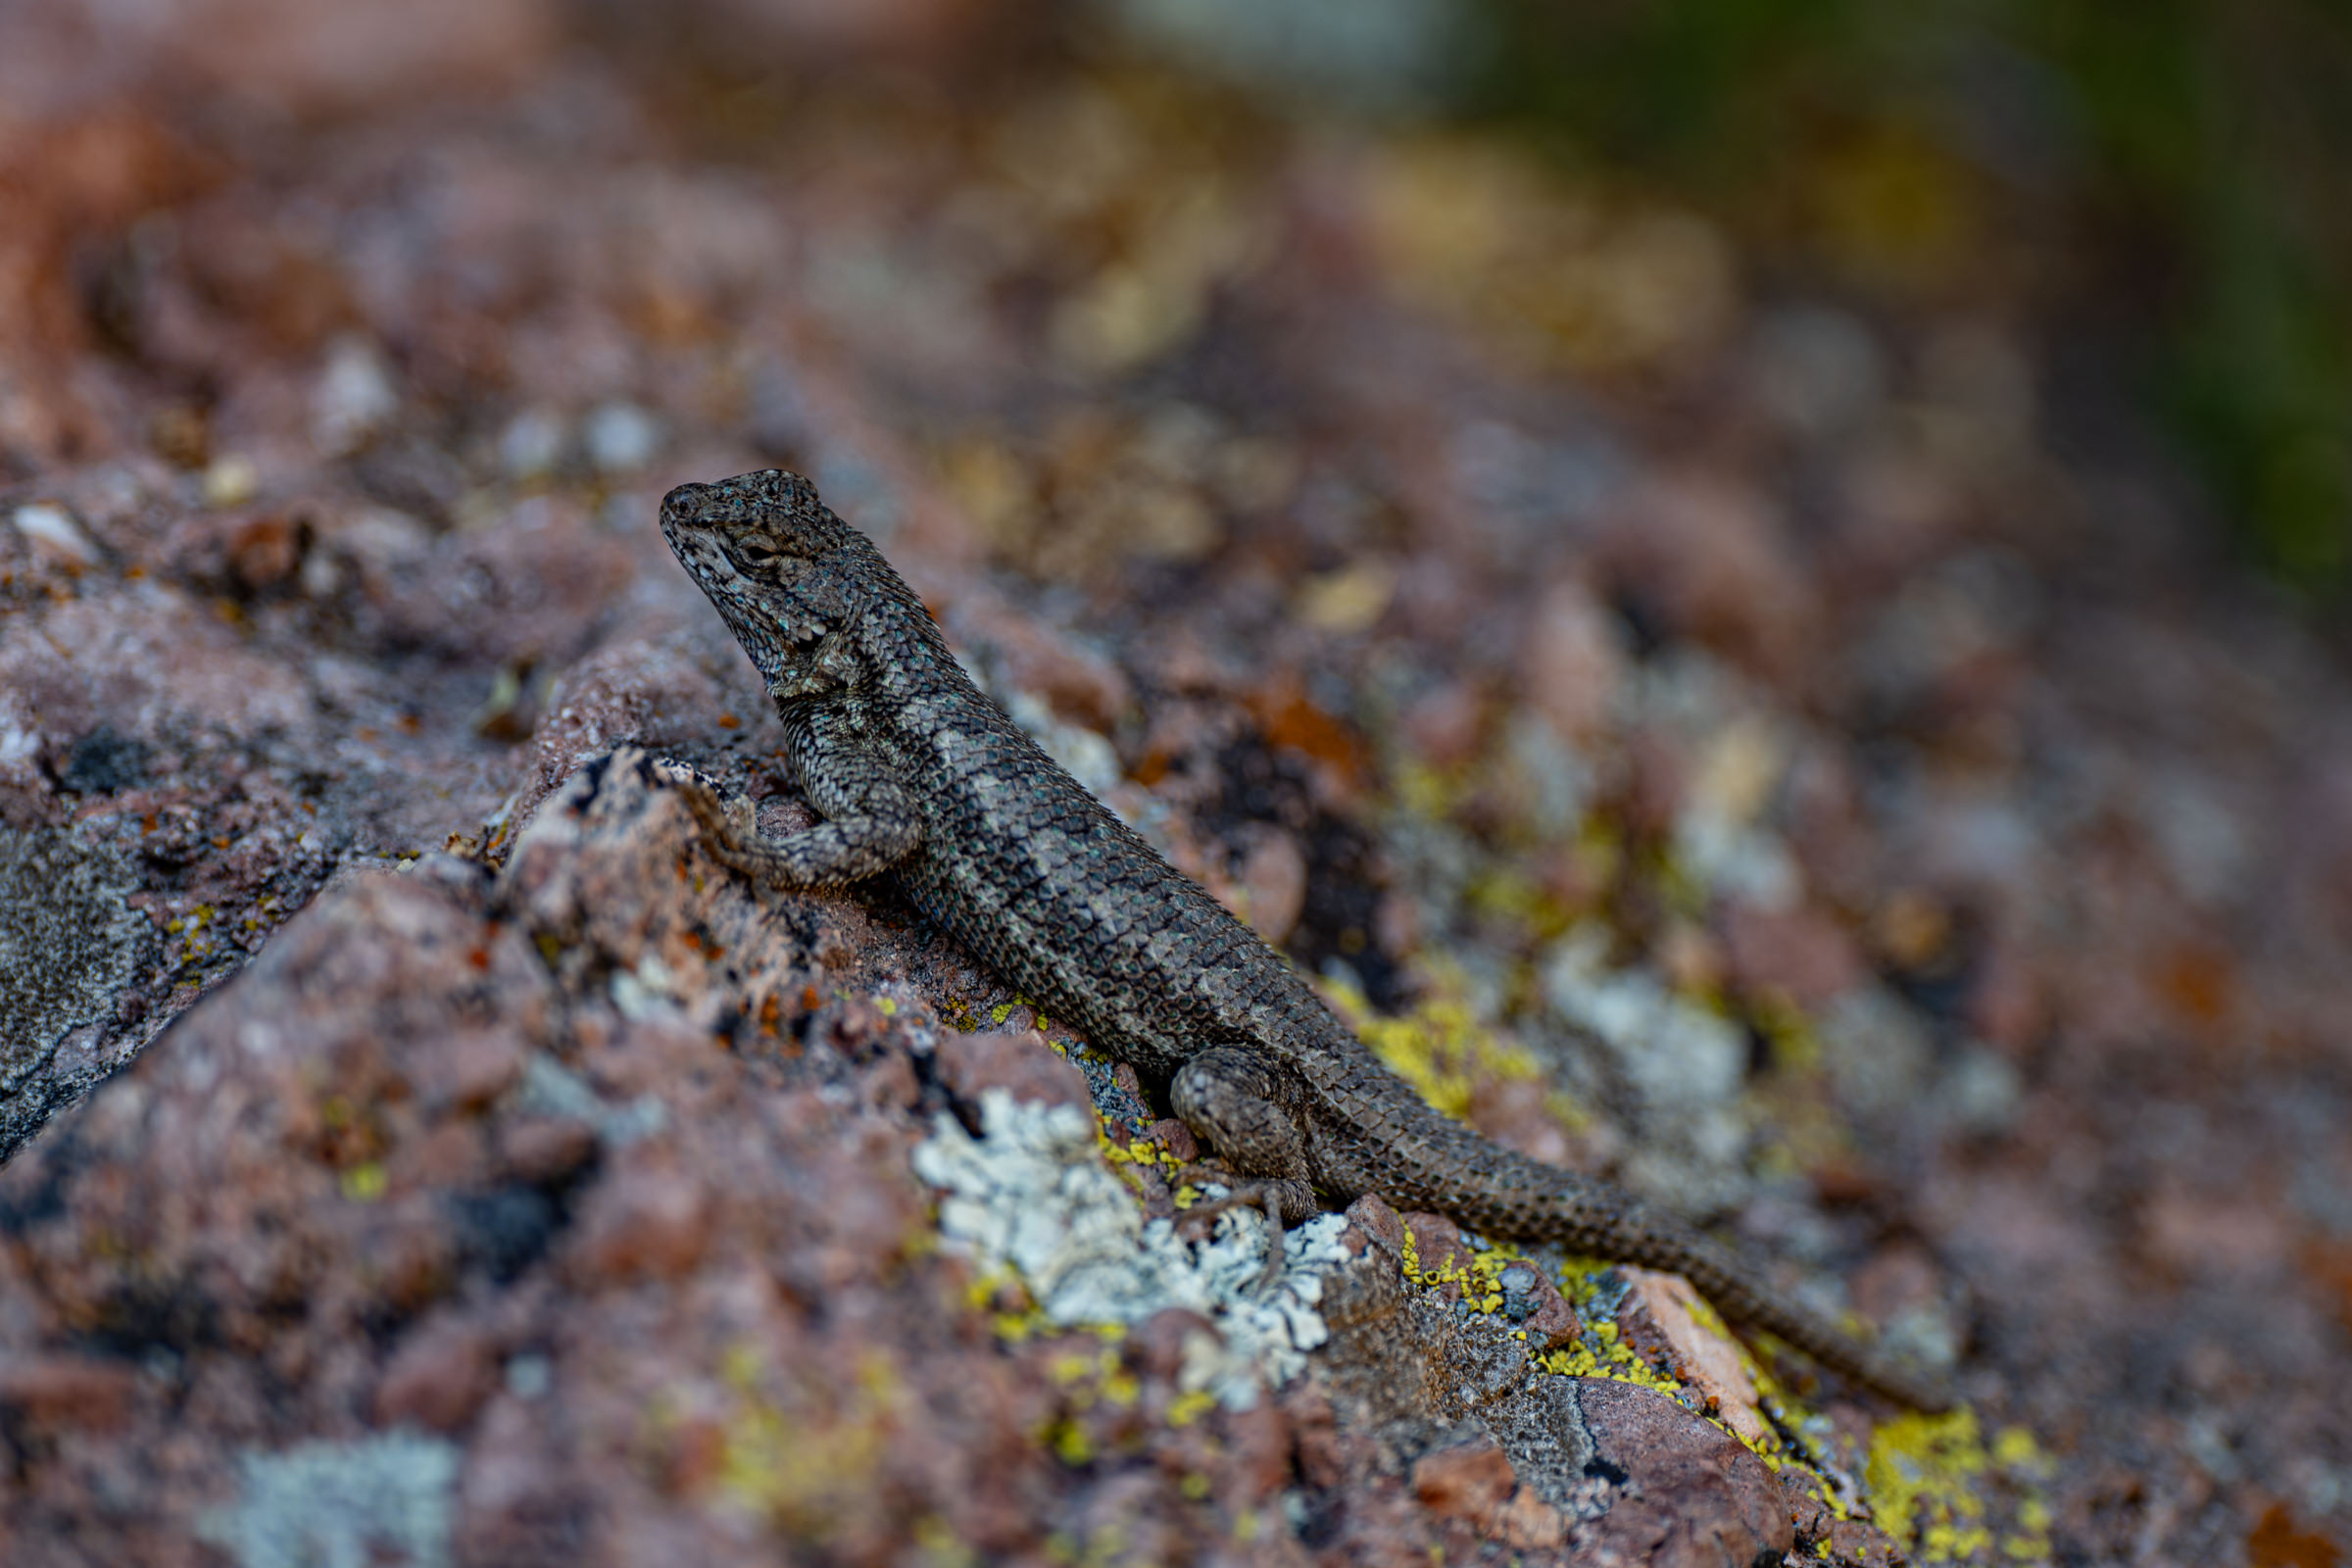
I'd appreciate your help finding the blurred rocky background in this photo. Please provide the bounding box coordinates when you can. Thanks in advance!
[2,1,2350,1564]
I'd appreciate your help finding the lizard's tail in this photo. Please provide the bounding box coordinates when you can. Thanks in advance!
[1463,1175,1956,1411]
[1622,1218,1956,1412]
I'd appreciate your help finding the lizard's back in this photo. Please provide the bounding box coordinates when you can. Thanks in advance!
[873,656,1351,1083]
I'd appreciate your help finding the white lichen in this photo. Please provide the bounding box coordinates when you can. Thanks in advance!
[10,501,98,567]
[1542,925,1744,1113]
[312,336,399,458]
[0,827,146,1093]
[912,1090,1351,1408]
[197,1433,460,1568]
[514,1053,667,1147]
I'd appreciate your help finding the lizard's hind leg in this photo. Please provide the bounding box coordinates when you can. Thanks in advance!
[1169,1047,1323,1289]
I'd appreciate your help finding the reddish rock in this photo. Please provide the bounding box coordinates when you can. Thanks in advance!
[858,1051,921,1112]
[1128,1307,1222,1383]
[1398,679,1486,769]
[0,1353,139,1432]
[0,13,2341,1560]
[374,1314,499,1433]
[1595,473,1819,678]
[496,1114,600,1186]
[1495,1260,1582,1351]
[1400,1210,1471,1276]
[1520,576,1624,743]
[952,595,1133,730]
[1411,1438,1516,1520]
[2139,1186,2292,1281]
[1231,823,1308,945]
[933,1027,1093,1112]
[1719,900,1866,1010]
[1493,1486,1569,1550]
[1614,1265,1769,1446]
[1572,1377,1795,1566]
[1343,1192,1407,1254]
[1848,1243,1944,1326]
[129,0,558,114]
[0,108,207,463]
[692,0,1010,61]
[1280,1378,1347,1491]
[1221,1397,1293,1507]
[408,1027,528,1112]
[1149,1117,1199,1163]
[568,1156,712,1283]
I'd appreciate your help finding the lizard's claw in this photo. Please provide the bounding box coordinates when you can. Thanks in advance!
[655,761,757,852]
[1175,1169,1291,1294]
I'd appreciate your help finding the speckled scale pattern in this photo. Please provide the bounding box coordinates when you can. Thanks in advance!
[658,469,1952,1411]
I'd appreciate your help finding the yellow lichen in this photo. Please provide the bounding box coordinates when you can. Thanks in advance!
[700,1347,900,1539]
[1046,1420,1094,1465]
[992,1311,1044,1345]
[1323,966,1557,1126]
[1391,756,1462,823]
[1098,1126,1173,1166]
[337,1162,387,1201]
[1864,1408,2031,1564]
[913,1515,977,1568]
[1461,863,1570,941]
[1165,1389,1216,1427]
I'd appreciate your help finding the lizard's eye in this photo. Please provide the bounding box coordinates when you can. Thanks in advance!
[720,538,784,577]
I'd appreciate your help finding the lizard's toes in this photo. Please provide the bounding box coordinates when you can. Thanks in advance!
[651,761,750,846]
[650,757,710,793]
[1174,1177,1296,1291]
[659,769,726,819]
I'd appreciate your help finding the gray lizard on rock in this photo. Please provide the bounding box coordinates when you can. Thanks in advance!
[656,466,1953,1410]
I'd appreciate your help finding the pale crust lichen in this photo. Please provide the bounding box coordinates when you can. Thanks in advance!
[0,824,147,1095]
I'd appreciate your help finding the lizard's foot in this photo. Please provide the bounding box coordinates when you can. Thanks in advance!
[1174,1167,1314,1293]
[653,760,758,858]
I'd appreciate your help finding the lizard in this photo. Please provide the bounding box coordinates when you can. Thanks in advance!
[655,466,1954,1411]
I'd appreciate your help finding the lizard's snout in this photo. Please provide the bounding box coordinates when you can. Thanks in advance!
[661,482,713,524]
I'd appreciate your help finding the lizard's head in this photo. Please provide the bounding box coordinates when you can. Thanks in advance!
[660,469,864,698]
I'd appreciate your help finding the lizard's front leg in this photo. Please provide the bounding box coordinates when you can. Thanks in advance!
[659,735,922,892]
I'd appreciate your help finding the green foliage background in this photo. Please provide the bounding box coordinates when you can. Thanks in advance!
[1470,0,2352,596]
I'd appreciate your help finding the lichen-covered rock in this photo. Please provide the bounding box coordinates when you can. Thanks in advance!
[0,826,148,1098]
[0,5,2347,1559]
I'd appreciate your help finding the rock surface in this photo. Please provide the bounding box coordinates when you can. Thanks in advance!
[0,4,2347,1563]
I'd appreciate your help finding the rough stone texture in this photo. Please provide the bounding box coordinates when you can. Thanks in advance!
[1312,1222,1792,1564]
[1412,1437,1518,1520]
[0,828,149,1103]
[0,753,1815,1566]
[933,1026,1095,1113]
[0,2,2346,1562]
[1612,1266,1768,1446]
[1571,1379,1793,1567]
[0,756,1037,1562]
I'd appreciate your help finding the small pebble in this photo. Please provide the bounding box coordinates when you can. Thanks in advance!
[585,403,661,473]
[11,503,98,568]
[203,455,260,509]
[313,337,399,456]
[500,409,566,479]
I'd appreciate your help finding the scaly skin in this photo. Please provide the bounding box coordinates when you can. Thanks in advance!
[657,467,1953,1411]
